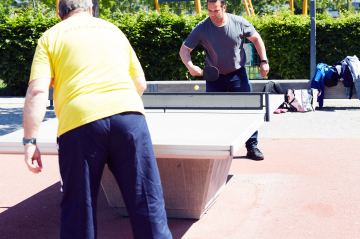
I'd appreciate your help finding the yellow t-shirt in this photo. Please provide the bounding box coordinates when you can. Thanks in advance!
[29,16,145,136]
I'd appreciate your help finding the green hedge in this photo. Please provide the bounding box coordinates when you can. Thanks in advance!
[107,11,207,81]
[249,12,311,79]
[1,8,360,95]
[249,11,360,79]
[0,8,59,95]
[317,12,360,66]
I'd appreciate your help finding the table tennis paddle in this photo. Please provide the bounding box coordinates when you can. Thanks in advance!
[202,66,219,81]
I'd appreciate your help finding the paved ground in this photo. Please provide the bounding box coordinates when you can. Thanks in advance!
[260,106,360,138]
[0,97,55,136]
[1,97,360,238]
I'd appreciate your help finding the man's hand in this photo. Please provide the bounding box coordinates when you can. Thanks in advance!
[24,144,42,173]
[260,62,269,78]
[188,65,203,77]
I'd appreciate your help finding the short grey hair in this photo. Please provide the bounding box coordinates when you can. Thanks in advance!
[59,0,93,19]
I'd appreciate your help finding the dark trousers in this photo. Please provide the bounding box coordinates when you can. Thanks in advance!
[206,67,258,150]
[57,112,172,239]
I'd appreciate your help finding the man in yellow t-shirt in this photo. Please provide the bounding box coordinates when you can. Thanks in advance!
[22,0,172,238]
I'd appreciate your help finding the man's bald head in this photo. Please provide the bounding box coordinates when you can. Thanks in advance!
[58,0,93,19]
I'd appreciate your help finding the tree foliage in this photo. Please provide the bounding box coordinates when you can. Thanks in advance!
[106,9,207,80]
[293,0,347,12]
[39,0,56,8]
[0,5,59,95]
[247,9,360,79]
[2,6,360,95]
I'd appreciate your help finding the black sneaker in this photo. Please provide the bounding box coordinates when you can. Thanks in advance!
[246,148,264,161]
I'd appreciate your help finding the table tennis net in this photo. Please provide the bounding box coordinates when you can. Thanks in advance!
[141,93,264,110]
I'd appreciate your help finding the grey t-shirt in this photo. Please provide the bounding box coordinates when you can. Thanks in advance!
[183,14,256,74]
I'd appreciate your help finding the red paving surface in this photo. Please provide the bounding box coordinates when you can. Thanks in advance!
[1,138,360,239]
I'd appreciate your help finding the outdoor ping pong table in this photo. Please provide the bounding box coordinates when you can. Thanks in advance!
[0,92,284,219]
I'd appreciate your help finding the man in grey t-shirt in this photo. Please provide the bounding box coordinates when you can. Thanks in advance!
[179,0,269,160]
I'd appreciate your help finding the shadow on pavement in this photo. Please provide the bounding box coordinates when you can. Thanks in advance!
[317,107,360,111]
[0,108,56,136]
[226,174,233,184]
[0,183,62,239]
[0,181,194,239]
[232,156,248,159]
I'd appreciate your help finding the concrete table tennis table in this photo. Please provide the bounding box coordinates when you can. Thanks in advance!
[0,93,284,219]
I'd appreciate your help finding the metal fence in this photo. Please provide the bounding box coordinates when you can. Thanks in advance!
[244,38,264,80]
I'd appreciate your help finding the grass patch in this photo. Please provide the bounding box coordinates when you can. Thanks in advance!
[0,79,12,96]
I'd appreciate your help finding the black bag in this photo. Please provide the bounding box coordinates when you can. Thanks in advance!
[263,81,289,109]
[324,68,338,87]
[262,81,284,94]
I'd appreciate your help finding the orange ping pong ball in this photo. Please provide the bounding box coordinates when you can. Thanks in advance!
[194,85,199,90]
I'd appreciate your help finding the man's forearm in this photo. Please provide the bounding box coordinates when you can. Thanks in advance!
[23,79,51,139]
[179,45,194,69]
[179,44,203,76]
[252,37,268,61]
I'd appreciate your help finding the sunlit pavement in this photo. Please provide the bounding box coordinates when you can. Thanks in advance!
[1,98,360,239]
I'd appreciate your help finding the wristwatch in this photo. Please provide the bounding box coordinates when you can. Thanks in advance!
[261,59,269,64]
[23,138,37,145]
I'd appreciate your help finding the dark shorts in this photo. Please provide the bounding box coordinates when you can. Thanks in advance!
[57,112,172,239]
[206,67,252,92]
